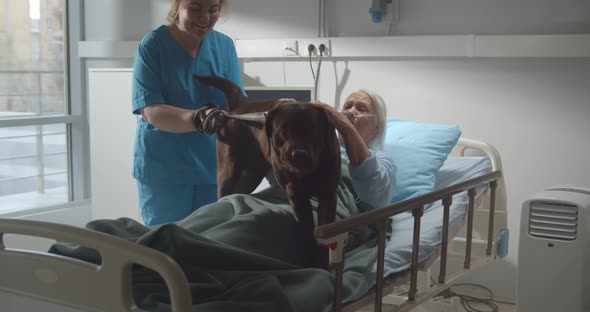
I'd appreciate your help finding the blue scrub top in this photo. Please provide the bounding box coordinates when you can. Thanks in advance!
[132,25,244,185]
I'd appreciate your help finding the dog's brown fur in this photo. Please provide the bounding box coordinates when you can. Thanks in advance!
[194,75,340,268]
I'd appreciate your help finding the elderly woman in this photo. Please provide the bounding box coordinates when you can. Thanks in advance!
[313,89,396,210]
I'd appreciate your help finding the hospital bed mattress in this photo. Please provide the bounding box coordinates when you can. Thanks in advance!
[352,156,492,302]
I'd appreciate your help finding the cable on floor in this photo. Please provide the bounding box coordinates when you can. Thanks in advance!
[444,283,499,312]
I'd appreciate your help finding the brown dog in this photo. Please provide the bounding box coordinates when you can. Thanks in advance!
[194,75,340,269]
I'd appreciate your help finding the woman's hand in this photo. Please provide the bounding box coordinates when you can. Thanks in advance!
[310,101,356,138]
[277,98,296,103]
[311,101,371,166]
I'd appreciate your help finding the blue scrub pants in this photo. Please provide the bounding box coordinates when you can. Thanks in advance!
[136,181,218,226]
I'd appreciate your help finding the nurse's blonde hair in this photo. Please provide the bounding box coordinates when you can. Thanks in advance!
[167,0,227,24]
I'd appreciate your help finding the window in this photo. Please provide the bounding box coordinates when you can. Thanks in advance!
[0,0,77,214]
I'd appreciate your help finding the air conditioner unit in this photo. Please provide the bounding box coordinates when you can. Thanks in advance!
[517,186,590,312]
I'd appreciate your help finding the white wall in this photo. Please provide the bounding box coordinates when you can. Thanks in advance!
[325,0,590,37]
[87,69,141,222]
[82,0,590,41]
[214,0,590,38]
[80,0,590,301]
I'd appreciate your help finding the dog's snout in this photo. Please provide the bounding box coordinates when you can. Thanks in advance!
[291,149,311,167]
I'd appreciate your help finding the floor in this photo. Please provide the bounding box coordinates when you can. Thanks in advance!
[356,285,516,312]
[357,299,516,312]
[410,301,515,312]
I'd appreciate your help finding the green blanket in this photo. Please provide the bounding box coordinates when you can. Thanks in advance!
[50,178,379,312]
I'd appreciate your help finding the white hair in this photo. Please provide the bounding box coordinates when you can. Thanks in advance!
[358,89,387,151]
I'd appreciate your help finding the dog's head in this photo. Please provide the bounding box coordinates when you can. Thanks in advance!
[265,103,336,176]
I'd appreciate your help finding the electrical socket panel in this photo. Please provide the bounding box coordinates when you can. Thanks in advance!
[282,40,298,56]
[300,39,331,56]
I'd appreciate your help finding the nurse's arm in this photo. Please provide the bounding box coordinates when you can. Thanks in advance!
[141,104,198,133]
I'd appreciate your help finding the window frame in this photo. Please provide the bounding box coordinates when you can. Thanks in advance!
[0,0,89,217]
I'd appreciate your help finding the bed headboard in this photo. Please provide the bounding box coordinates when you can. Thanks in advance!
[453,137,507,233]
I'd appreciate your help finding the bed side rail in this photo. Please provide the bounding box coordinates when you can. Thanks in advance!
[315,170,502,312]
[0,219,192,312]
[456,138,508,240]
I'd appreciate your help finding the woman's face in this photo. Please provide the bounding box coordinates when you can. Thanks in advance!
[342,91,379,145]
[177,0,221,39]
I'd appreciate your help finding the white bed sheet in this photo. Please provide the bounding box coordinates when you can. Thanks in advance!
[351,156,493,301]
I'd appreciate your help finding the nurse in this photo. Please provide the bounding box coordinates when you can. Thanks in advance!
[132,0,243,225]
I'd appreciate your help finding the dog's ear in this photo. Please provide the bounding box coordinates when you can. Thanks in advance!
[319,107,341,171]
[264,109,275,155]
[316,107,334,138]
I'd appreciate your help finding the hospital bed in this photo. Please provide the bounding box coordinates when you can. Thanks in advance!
[323,137,507,312]
[0,137,506,312]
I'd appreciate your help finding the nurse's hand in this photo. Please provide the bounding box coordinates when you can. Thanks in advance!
[193,105,227,135]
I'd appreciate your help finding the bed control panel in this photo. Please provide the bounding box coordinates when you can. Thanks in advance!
[496,228,509,258]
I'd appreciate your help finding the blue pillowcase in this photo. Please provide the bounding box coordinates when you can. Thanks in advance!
[383,119,461,203]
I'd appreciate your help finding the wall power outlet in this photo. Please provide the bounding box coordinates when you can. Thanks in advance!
[300,39,331,56]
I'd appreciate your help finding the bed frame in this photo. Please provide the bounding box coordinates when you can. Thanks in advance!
[0,138,506,312]
[0,220,192,311]
[317,137,507,312]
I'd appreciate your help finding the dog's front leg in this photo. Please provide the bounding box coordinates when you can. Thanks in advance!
[285,184,320,268]
[317,192,337,226]
[216,141,241,197]
[316,192,338,269]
